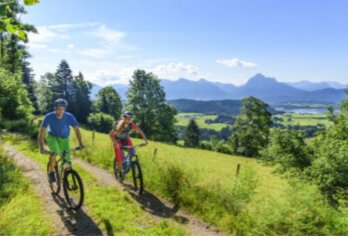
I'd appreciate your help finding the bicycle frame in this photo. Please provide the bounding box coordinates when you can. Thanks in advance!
[47,147,82,180]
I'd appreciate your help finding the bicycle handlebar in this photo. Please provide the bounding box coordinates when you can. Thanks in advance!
[41,146,84,155]
[121,143,146,150]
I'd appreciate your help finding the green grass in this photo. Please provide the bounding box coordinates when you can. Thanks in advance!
[274,113,331,126]
[64,128,348,235]
[0,147,54,236]
[3,135,186,236]
[176,113,231,131]
[4,130,348,235]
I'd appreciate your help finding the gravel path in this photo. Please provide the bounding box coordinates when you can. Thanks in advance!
[4,144,104,236]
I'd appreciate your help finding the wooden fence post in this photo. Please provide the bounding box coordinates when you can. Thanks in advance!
[92,130,95,145]
[236,163,241,178]
[152,148,158,161]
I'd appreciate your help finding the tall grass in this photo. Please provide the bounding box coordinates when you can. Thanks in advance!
[67,128,348,235]
[0,147,54,235]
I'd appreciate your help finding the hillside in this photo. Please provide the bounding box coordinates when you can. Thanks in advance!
[65,128,347,235]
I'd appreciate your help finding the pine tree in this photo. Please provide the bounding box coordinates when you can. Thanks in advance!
[71,72,93,123]
[49,60,76,110]
[184,119,200,147]
[21,53,39,113]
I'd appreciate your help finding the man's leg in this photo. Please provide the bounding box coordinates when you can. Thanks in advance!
[57,137,70,164]
[47,135,59,182]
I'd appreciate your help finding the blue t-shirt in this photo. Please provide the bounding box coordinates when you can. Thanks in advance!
[41,112,78,138]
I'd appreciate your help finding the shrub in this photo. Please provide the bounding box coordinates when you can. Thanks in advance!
[199,140,213,150]
[0,119,38,140]
[87,112,114,133]
[216,141,233,154]
[261,128,311,171]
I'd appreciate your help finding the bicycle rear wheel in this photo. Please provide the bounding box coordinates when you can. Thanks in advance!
[47,163,60,194]
[63,169,84,211]
[131,158,143,195]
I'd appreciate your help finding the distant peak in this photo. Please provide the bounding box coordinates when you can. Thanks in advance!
[247,74,277,84]
[198,78,210,83]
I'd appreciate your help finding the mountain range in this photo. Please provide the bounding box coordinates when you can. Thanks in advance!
[91,74,347,105]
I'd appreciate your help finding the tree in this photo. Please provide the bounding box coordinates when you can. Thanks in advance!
[93,86,122,119]
[49,60,76,105]
[126,70,178,143]
[184,119,200,147]
[308,94,348,200]
[36,73,55,114]
[0,0,38,42]
[229,96,272,157]
[0,0,36,121]
[71,72,92,123]
[21,53,38,113]
[0,68,32,120]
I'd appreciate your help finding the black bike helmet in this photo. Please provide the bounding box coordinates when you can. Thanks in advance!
[54,98,68,109]
[123,111,134,118]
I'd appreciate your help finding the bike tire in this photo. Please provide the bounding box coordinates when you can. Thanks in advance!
[47,163,60,194]
[113,158,123,182]
[63,169,84,211]
[131,158,143,195]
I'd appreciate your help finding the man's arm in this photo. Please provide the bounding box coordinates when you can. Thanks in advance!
[73,126,84,147]
[38,127,47,152]
[135,127,148,145]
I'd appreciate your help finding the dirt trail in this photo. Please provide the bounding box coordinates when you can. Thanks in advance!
[73,157,224,236]
[3,144,104,236]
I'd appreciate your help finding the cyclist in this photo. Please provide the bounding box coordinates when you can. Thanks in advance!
[38,98,84,183]
[109,111,148,178]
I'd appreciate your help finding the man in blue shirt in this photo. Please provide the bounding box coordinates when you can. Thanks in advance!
[38,98,84,182]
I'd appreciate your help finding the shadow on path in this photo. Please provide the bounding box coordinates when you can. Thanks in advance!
[52,193,104,235]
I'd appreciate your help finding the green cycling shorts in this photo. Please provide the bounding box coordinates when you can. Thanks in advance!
[47,134,71,163]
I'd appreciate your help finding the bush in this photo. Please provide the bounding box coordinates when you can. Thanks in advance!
[216,141,233,154]
[87,112,114,133]
[261,128,311,171]
[199,140,213,150]
[310,137,348,201]
[0,119,38,140]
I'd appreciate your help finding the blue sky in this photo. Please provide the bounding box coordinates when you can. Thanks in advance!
[23,0,348,85]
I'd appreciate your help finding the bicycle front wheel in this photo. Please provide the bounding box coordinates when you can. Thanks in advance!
[47,163,60,194]
[131,159,143,195]
[63,169,84,211]
[113,158,122,182]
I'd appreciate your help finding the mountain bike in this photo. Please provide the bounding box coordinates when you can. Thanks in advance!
[113,144,145,194]
[45,146,84,211]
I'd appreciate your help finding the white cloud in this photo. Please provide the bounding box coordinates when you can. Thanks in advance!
[48,22,99,31]
[29,26,63,44]
[150,62,200,80]
[80,48,110,58]
[68,44,75,49]
[216,58,257,68]
[90,24,126,42]
[85,69,130,86]
[28,43,48,49]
